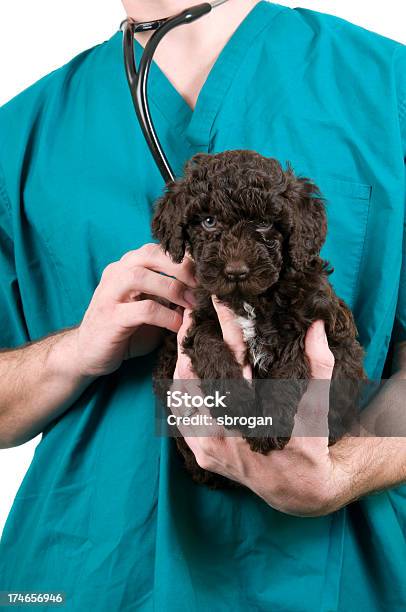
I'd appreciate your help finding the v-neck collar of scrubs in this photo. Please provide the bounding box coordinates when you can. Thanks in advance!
[133,0,285,149]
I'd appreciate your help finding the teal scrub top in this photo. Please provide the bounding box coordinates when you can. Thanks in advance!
[0,2,406,610]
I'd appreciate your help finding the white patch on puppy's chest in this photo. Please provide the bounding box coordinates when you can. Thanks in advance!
[236,302,256,342]
[236,302,268,371]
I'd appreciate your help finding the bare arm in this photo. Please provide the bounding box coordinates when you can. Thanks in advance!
[0,329,94,448]
[328,341,406,509]
[0,244,196,449]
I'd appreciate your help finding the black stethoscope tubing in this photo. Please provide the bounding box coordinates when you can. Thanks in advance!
[122,1,230,184]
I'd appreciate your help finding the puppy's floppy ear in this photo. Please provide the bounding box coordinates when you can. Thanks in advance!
[151,185,187,264]
[284,169,327,270]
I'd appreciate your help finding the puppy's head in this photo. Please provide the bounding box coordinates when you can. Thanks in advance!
[152,150,326,299]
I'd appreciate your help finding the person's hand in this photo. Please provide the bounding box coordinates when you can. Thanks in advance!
[73,244,196,377]
[174,302,354,517]
[174,298,252,381]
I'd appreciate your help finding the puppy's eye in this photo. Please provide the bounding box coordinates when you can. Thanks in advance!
[257,225,273,241]
[257,224,271,236]
[201,216,217,231]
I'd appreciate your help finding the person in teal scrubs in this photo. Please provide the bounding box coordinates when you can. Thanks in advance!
[0,0,405,610]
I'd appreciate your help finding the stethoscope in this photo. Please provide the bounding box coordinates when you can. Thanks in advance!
[121,0,230,184]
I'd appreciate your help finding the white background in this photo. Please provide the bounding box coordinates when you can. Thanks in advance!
[0,1,404,534]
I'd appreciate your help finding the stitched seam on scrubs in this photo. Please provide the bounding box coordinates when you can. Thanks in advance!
[198,2,287,146]
[205,7,286,147]
[0,158,75,329]
[149,97,189,146]
[369,282,403,378]
[146,2,286,148]
[0,172,16,277]
[0,161,32,346]
[394,44,406,112]
[399,98,406,136]
[0,161,12,219]
[352,190,373,307]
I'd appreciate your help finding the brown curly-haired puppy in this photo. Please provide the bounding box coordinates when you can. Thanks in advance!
[152,150,365,488]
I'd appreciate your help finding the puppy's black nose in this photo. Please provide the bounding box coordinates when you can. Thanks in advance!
[225,261,249,281]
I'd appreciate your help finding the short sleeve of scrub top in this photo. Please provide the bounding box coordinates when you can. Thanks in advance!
[0,3,406,611]
[393,47,406,344]
[0,164,29,348]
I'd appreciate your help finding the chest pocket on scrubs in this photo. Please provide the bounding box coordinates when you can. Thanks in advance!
[317,177,372,309]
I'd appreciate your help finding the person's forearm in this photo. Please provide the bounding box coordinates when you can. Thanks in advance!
[328,344,406,511]
[0,244,196,449]
[330,435,406,509]
[0,328,94,448]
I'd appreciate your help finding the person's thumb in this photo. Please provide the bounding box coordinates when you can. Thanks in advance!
[305,320,335,379]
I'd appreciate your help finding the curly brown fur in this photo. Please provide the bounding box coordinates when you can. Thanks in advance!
[152,150,365,488]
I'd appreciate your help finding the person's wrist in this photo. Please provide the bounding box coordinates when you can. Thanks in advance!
[47,327,97,386]
[292,472,350,517]
[327,447,365,513]
[246,450,354,517]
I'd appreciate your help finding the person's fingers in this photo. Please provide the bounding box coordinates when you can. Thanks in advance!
[177,307,194,347]
[171,386,225,439]
[115,300,183,333]
[212,297,245,352]
[120,244,197,288]
[289,382,331,441]
[305,320,335,379]
[172,309,196,435]
[183,435,250,479]
[174,308,195,379]
[172,308,227,438]
[212,297,250,371]
[241,363,253,381]
[289,321,332,445]
[170,391,226,438]
[103,265,196,308]
[126,324,165,359]
[171,371,214,438]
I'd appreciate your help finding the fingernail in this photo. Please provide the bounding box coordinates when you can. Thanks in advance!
[184,289,197,306]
